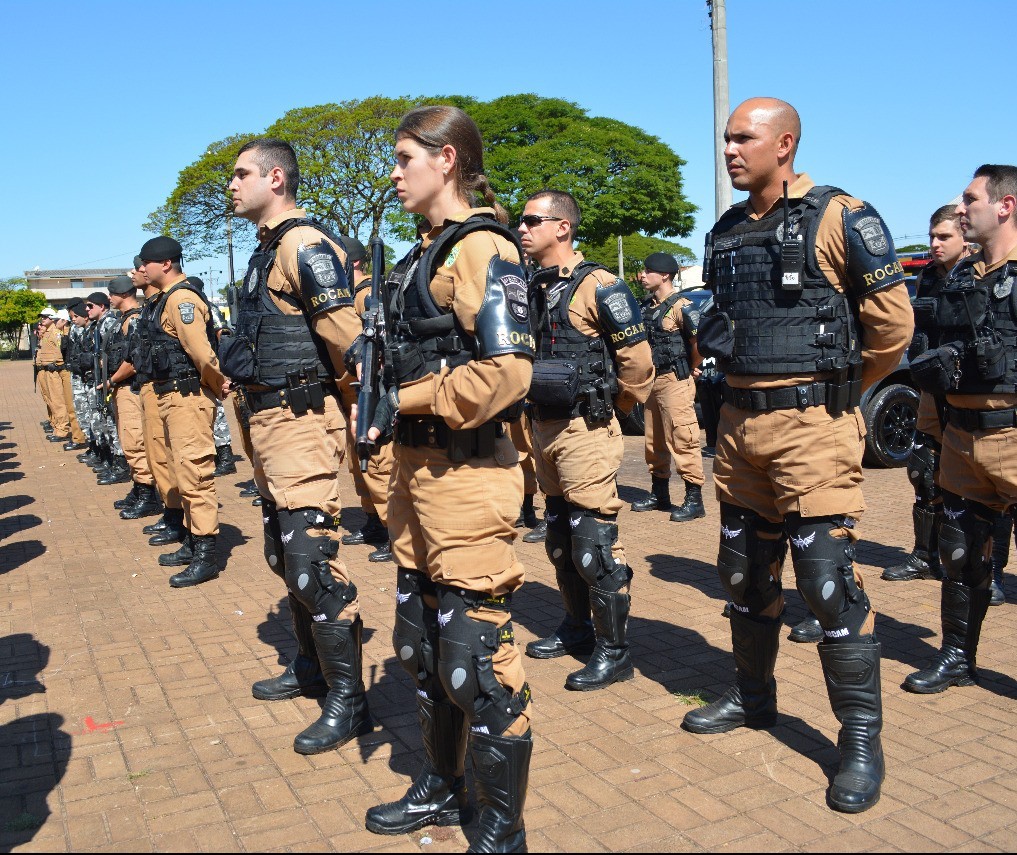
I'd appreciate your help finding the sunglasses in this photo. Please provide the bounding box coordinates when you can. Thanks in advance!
[518,214,563,228]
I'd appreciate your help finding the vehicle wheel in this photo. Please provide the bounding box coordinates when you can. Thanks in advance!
[863,383,919,468]
[621,402,645,436]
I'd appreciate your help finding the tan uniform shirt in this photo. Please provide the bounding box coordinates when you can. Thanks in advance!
[725,173,913,393]
[157,275,226,396]
[398,208,533,428]
[258,208,362,387]
[551,250,655,415]
[36,326,64,365]
[946,241,1017,412]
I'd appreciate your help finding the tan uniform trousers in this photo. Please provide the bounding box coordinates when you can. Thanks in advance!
[113,386,152,486]
[341,405,395,526]
[156,387,218,536]
[59,370,87,444]
[940,423,1017,513]
[531,414,627,565]
[39,370,69,436]
[249,394,358,620]
[508,413,538,496]
[644,372,704,486]
[389,434,530,735]
[141,382,180,509]
[917,392,944,441]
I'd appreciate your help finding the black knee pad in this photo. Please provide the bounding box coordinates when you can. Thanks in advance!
[907,433,941,505]
[277,507,358,621]
[786,514,871,642]
[544,496,572,572]
[435,585,531,736]
[393,568,439,689]
[569,509,631,592]
[717,503,786,616]
[939,493,993,588]
[261,499,285,580]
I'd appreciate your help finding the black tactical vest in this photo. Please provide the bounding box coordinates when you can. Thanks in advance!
[66,325,86,376]
[909,262,949,360]
[705,185,861,375]
[229,217,342,389]
[644,292,691,379]
[130,295,160,385]
[936,257,1017,395]
[146,281,211,382]
[107,307,140,377]
[530,261,618,408]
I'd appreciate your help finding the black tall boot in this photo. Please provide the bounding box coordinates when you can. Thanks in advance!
[670,480,706,522]
[565,586,633,690]
[467,730,532,854]
[904,580,991,693]
[525,568,594,659]
[169,535,220,587]
[143,511,170,535]
[97,454,131,485]
[990,514,1011,606]
[882,504,942,581]
[113,483,141,510]
[341,513,387,546]
[293,616,373,754]
[148,507,186,545]
[819,641,884,813]
[120,483,163,520]
[77,440,100,465]
[514,494,538,529]
[631,476,672,512]
[252,594,327,700]
[90,442,112,474]
[683,612,781,733]
[159,531,194,567]
[366,694,472,834]
[212,444,237,476]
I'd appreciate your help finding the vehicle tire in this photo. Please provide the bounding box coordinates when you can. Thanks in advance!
[863,383,919,468]
[621,402,645,436]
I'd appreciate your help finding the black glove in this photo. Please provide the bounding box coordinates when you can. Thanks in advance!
[343,334,366,377]
[371,387,399,437]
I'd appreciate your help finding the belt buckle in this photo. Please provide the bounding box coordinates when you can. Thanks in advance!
[796,384,811,410]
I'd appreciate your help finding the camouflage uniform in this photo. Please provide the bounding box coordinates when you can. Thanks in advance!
[212,400,232,448]
[92,311,124,455]
[69,324,95,442]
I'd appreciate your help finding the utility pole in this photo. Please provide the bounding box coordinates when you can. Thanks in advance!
[708,0,732,221]
[226,213,235,286]
[617,235,624,279]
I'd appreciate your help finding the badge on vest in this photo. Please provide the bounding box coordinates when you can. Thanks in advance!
[994,275,1014,300]
[500,274,529,323]
[853,216,889,256]
[547,282,568,310]
[603,292,633,325]
[179,302,195,324]
[309,254,338,288]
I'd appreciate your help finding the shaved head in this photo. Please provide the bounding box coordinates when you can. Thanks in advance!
[731,97,801,155]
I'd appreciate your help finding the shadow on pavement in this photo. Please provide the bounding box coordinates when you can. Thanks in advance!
[216,523,247,568]
[0,496,34,517]
[0,471,25,487]
[0,540,46,576]
[0,515,43,543]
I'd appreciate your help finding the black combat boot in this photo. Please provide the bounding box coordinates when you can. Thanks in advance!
[526,568,594,659]
[788,613,823,643]
[341,513,387,546]
[77,440,100,464]
[47,432,70,442]
[238,480,259,497]
[63,440,88,451]
[366,694,472,834]
[882,505,942,581]
[148,508,186,545]
[522,518,547,543]
[212,444,237,476]
[159,532,194,567]
[514,494,538,529]
[670,481,706,522]
[989,514,1011,606]
[565,586,633,690]
[368,541,393,563]
[467,730,532,854]
[683,612,780,733]
[90,443,111,474]
[97,454,131,485]
[903,580,991,693]
[169,535,220,587]
[293,616,373,754]
[252,594,327,700]
[143,512,170,535]
[113,483,141,510]
[41,419,53,432]
[120,484,163,520]
[819,641,885,813]
[631,476,672,512]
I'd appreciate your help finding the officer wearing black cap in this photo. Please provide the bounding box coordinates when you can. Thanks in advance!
[630,252,706,521]
[137,235,226,587]
[85,290,131,485]
[66,300,100,460]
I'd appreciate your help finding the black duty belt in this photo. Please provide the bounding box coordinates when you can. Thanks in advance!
[946,405,1017,432]
[396,417,504,462]
[153,376,202,396]
[721,378,861,416]
[40,363,65,372]
[243,382,338,416]
[529,400,614,425]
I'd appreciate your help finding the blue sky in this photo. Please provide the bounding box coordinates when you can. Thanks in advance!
[3,0,1014,285]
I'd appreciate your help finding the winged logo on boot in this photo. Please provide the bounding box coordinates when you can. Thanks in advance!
[395,590,410,604]
[944,506,965,520]
[437,608,454,627]
[791,531,816,549]
[281,530,295,544]
[721,525,742,539]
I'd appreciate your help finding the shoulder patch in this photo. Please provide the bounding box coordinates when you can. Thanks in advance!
[179,302,195,324]
[603,291,634,325]
[500,272,529,323]
[852,215,890,256]
[444,244,461,269]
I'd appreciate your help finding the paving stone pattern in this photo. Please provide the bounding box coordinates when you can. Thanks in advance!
[2,359,1017,852]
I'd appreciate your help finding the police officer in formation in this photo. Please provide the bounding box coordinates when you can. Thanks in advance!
[224,138,373,754]
[904,164,1017,694]
[33,308,76,443]
[683,97,913,814]
[517,189,654,691]
[630,251,706,522]
[65,300,96,452]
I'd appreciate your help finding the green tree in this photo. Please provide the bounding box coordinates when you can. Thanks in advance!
[0,285,47,358]
[895,243,930,255]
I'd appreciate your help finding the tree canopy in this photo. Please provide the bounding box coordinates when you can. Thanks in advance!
[578,233,696,278]
[0,283,47,357]
[146,94,696,261]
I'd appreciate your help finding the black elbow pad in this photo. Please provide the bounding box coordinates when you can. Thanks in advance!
[474,257,535,359]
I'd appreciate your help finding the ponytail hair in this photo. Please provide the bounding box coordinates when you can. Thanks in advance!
[396,105,508,224]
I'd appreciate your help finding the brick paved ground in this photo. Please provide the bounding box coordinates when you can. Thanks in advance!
[2,358,1017,852]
